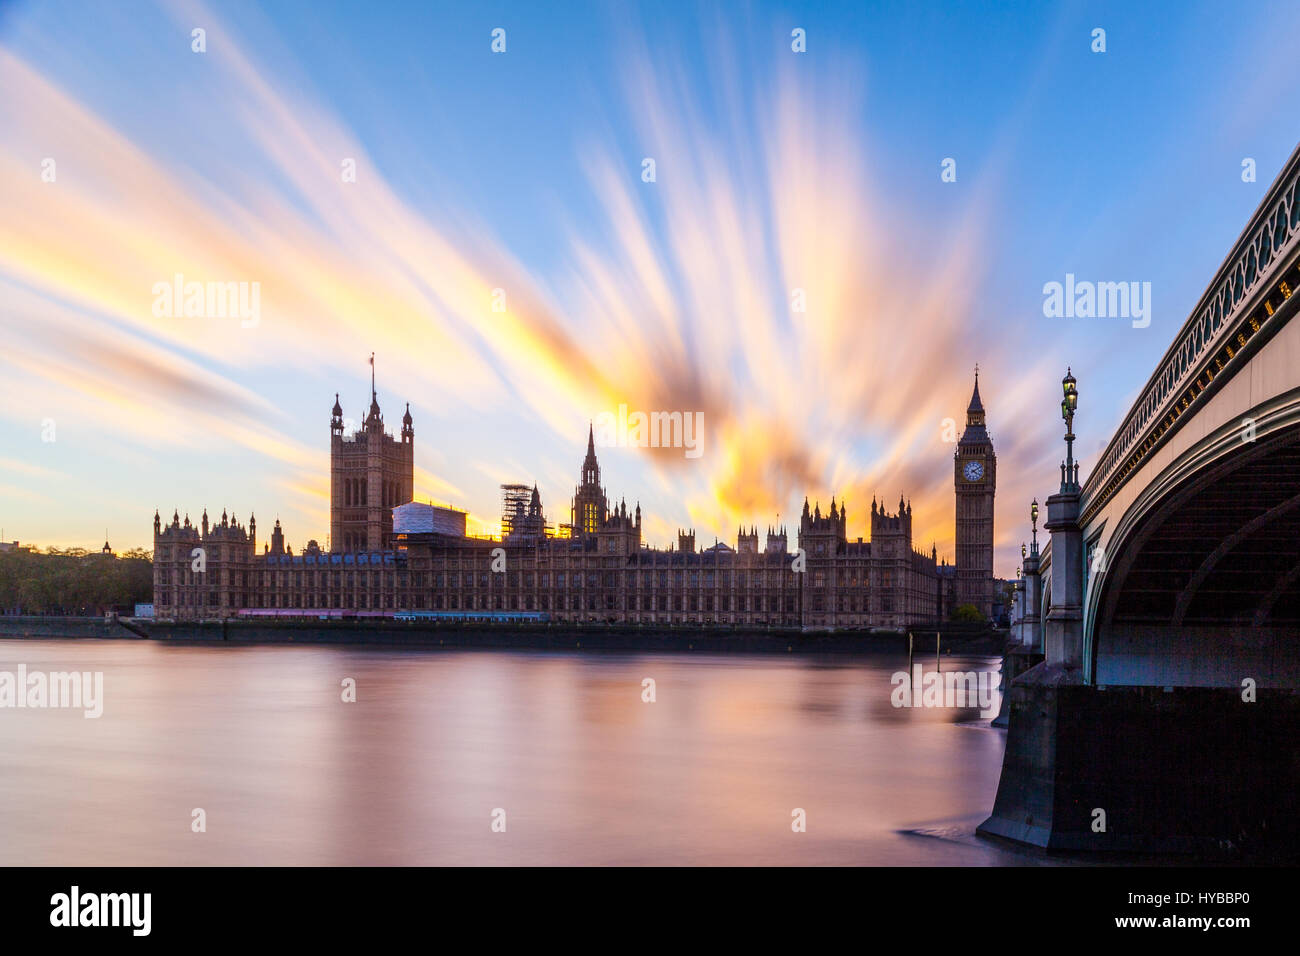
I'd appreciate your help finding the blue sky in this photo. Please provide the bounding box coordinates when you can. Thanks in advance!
[1,0,1298,575]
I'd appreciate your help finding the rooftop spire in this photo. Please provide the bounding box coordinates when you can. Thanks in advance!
[968,363,984,414]
[580,421,601,487]
[366,353,381,423]
[960,363,990,442]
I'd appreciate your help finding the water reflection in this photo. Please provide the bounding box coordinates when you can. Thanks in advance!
[0,639,1043,865]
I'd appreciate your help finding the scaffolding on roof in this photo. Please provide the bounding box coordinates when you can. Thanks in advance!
[500,484,532,539]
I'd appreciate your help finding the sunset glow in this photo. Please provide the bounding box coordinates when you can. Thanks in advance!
[2,0,1297,576]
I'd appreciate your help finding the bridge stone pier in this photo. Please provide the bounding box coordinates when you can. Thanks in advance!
[980,145,1300,855]
[993,519,1045,728]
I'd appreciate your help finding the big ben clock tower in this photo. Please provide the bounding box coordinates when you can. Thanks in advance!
[954,367,996,619]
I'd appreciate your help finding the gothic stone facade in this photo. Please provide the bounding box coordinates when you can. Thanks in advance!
[152,502,947,628]
[953,372,997,618]
[153,381,1002,627]
[330,388,413,553]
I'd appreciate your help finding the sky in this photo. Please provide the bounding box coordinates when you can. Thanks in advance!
[1,0,1298,576]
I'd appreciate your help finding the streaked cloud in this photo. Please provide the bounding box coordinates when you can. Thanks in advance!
[0,0,1102,571]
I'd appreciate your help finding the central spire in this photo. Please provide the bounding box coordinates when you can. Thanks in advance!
[582,421,600,486]
[968,364,984,415]
[366,353,381,424]
[959,365,990,445]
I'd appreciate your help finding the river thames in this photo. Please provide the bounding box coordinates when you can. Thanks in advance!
[0,639,1055,865]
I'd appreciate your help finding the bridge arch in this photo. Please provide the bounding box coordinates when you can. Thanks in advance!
[1085,388,1300,686]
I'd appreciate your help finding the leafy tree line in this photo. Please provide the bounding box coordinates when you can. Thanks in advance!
[0,547,153,615]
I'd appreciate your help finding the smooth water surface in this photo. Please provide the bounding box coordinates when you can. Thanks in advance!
[0,639,1042,865]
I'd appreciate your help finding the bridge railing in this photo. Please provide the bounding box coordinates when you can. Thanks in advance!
[1081,144,1300,522]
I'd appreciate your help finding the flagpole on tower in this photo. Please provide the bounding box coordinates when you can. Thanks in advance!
[370,352,375,398]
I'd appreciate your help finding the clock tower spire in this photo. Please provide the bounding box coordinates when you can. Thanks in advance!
[955,365,996,619]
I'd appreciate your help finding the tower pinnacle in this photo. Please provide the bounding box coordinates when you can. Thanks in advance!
[366,353,382,425]
[968,365,984,415]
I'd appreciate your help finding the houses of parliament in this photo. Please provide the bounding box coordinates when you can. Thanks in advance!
[152,374,997,627]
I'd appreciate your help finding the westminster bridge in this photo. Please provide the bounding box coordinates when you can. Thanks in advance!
[981,143,1300,854]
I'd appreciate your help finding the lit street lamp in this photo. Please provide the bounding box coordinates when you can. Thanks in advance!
[1061,368,1079,489]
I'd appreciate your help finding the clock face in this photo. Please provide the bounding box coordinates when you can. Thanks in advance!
[963,460,985,482]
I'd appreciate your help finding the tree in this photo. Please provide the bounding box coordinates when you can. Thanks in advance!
[0,549,153,615]
[952,603,985,623]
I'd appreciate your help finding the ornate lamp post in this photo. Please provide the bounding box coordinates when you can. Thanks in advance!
[1061,368,1079,490]
[1021,499,1043,652]
[1043,367,1084,669]
[1029,496,1040,556]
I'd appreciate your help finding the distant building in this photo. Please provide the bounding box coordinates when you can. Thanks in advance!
[393,502,467,538]
[330,369,413,553]
[954,369,997,619]
[571,426,608,536]
[935,561,958,621]
[991,578,1015,627]
[152,371,1002,627]
[154,437,955,627]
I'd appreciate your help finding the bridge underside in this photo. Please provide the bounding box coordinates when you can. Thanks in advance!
[1095,426,1300,686]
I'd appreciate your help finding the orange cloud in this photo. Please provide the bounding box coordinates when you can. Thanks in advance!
[0,3,1059,573]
